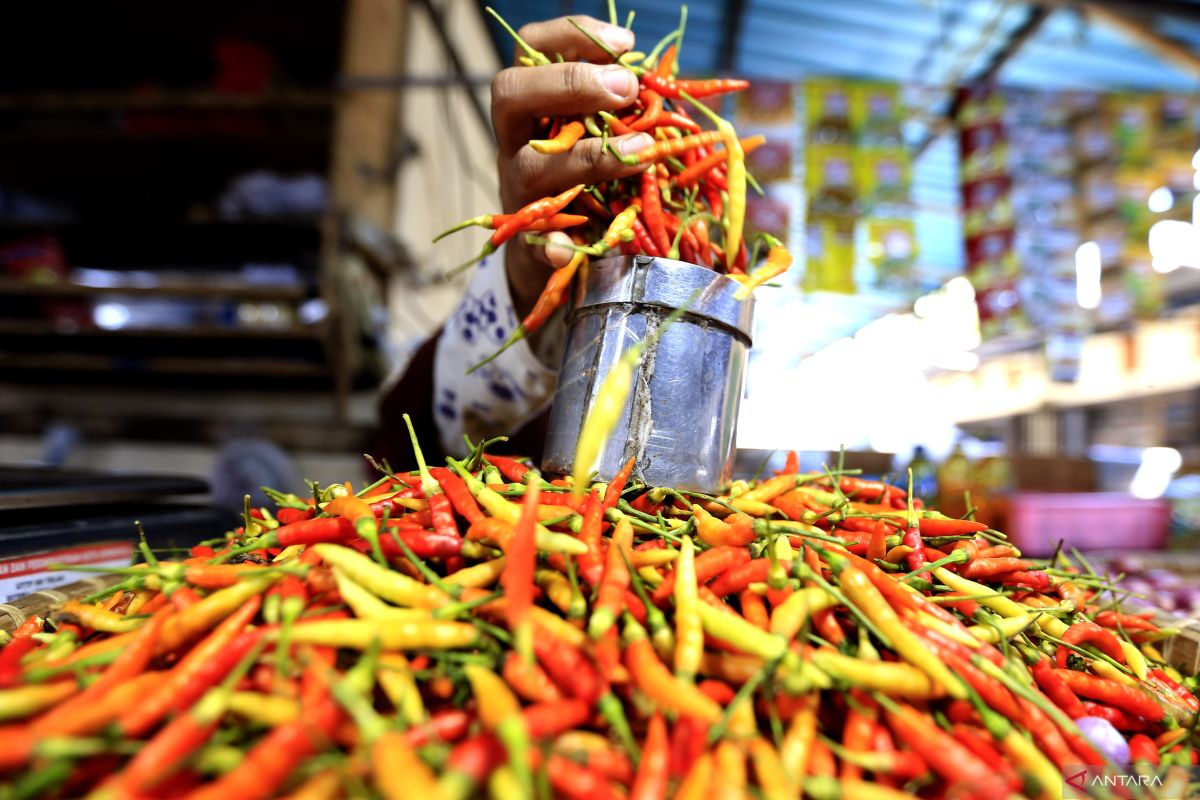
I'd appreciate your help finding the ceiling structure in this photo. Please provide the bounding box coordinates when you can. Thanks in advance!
[479,1,1200,352]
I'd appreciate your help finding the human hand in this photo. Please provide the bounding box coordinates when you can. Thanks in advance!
[491,16,654,317]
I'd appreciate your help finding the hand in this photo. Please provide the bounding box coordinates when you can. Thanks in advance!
[491,15,654,317]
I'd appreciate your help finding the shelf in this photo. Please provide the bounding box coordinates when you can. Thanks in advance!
[0,352,330,379]
[0,279,307,302]
[0,320,327,341]
[0,89,333,112]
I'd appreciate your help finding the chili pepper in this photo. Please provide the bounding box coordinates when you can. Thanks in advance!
[691,504,755,547]
[625,615,723,722]
[1080,700,1152,731]
[504,476,539,660]
[961,557,1036,580]
[118,641,263,793]
[616,129,725,164]
[1031,657,1087,719]
[599,109,636,136]
[435,212,588,241]
[117,595,263,737]
[882,701,1011,800]
[673,534,705,683]
[676,751,714,800]
[589,517,634,638]
[638,168,672,254]
[429,466,485,525]
[732,245,793,300]
[1054,669,1164,722]
[32,608,169,736]
[533,629,604,703]
[603,457,637,510]
[0,616,43,687]
[544,753,620,800]
[708,558,772,598]
[449,460,586,555]
[1056,618,1127,669]
[629,89,665,132]
[1094,610,1158,632]
[187,665,341,800]
[463,663,530,797]
[1129,733,1160,764]
[642,73,750,99]
[470,251,586,374]
[675,136,766,188]
[1148,668,1200,712]
[491,184,586,249]
[628,712,669,800]
[530,120,586,154]
[403,708,472,750]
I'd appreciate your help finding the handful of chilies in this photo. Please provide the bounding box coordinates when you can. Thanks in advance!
[437,6,795,372]
[2,435,1196,798]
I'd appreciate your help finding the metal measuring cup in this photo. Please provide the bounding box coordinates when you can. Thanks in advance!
[541,255,754,492]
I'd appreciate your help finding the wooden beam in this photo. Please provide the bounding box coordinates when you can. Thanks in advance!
[1078,0,1200,76]
[1037,0,1200,25]
[912,4,1053,159]
[717,0,748,73]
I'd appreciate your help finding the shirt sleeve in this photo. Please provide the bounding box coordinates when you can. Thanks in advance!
[432,247,563,458]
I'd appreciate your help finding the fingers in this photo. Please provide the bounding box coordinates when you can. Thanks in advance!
[515,16,633,64]
[507,133,653,208]
[492,62,639,154]
[540,231,578,269]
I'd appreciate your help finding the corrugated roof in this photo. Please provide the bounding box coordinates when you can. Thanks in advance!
[483,0,1200,294]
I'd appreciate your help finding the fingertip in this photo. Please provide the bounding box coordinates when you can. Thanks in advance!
[615,133,655,156]
[543,232,576,268]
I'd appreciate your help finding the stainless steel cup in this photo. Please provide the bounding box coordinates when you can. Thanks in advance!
[541,255,754,492]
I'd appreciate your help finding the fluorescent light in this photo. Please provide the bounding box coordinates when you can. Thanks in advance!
[1130,446,1181,499]
[1075,241,1102,309]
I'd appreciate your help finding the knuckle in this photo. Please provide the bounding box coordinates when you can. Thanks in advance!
[558,62,593,100]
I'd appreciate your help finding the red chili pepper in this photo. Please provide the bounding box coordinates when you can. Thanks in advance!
[884,703,1011,800]
[523,698,592,738]
[491,184,586,248]
[1094,611,1158,632]
[675,136,766,188]
[708,558,771,598]
[1031,657,1087,719]
[1148,668,1200,712]
[403,708,473,748]
[534,630,604,703]
[589,518,634,638]
[1080,701,1152,731]
[916,516,989,536]
[430,467,485,525]
[654,45,676,78]
[901,524,930,583]
[170,586,202,611]
[1056,619,1127,669]
[603,457,637,511]
[811,608,845,645]
[1054,669,1164,722]
[625,130,725,163]
[545,753,621,800]
[374,527,462,560]
[0,616,44,688]
[629,90,665,133]
[993,570,1051,592]
[629,213,662,257]
[502,651,562,703]
[652,546,751,604]
[275,517,355,548]
[116,597,263,737]
[1129,733,1160,765]
[641,73,750,100]
[961,557,1035,580]
[639,169,672,255]
[504,478,539,658]
[631,712,669,800]
[484,454,533,484]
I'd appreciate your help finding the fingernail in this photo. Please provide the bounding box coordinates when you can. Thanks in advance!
[600,27,634,53]
[600,66,636,98]
[616,133,654,155]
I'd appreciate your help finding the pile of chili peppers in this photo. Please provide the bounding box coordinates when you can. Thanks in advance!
[2,440,1198,798]
[439,8,795,373]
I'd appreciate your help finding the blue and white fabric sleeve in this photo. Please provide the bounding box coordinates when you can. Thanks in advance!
[432,247,562,458]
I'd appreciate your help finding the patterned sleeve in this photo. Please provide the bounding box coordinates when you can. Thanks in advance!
[432,248,562,458]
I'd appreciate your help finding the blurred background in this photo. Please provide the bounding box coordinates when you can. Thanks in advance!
[3,1,1200,604]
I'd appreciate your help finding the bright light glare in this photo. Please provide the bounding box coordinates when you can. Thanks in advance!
[931,351,980,372]
[1075,241,1102,310]
[1148,220,1200,271]
[94,303,131,330]
[1130,446,1182,499]
[1148,186,1174,214]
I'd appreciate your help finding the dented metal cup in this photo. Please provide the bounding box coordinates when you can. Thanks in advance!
[542,255,754,492]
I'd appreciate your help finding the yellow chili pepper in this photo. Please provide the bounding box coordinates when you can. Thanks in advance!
[673,535,703,682]
[736,473,800,504]
[696,601,787,661]
[374,729,446,800]
[158,574,278,656]
[1000,728,1061,800]
[712,740,748,800]
[313,543,451,609]
[732,246,793,300]
[332,568,433,623]
[770,586,838,641]
[779,693,818,784]
[444,556,506,588]
[966,613,1040,643]
[534,569,574,615]
[571,353,636,496]
[676,752,714,800]
[808,648,945,700]
[463,664,530,797]
[448,462,587,555]
[284,618,479,651]
[838,564,966,699]
[747,738,795,800]
[227,691,300,727]
[0,681,76,722]
[54,600,144,634]
[631,549,678,568]
[378,653,426,725]
[529,120,586,154]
